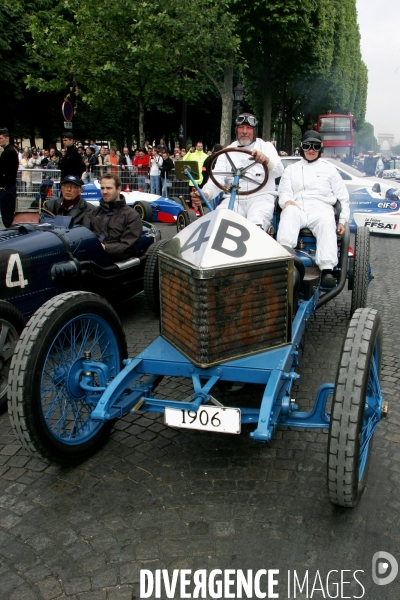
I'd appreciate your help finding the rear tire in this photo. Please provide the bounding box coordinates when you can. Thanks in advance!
[143,240,169,314]
[134,201,153,221]
[8,292,127,465]
[176,211,188,232]
[327,308,382,507]
[176,209,197,232]
[351,227,370,315]
[0,301,25,412]
[187,209,198,223]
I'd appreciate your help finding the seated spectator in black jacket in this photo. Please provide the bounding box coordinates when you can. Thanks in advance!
[82,173,142,262]
[44,175,93,224]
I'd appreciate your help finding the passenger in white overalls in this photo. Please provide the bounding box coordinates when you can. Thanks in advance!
[276,130,350,288]
[191,113,284,232]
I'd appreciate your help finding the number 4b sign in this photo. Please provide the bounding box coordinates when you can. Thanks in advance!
[164,406,241,434]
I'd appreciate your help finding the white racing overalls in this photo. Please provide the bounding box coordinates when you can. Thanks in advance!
[276,158,350,270]
[202,139,284,231]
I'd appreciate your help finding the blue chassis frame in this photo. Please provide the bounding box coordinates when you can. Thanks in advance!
[74,163,382,445]
[80,285,332,441]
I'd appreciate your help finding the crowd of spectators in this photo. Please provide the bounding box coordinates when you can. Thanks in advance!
[7,134,396,200]
[10,136,221,195]
[325,151,393,177]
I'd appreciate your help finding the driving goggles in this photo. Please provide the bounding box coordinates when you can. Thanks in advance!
[301,141,322,151]
[235,115,258,127]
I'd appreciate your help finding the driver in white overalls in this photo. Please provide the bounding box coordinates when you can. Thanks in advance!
[191,113,284,231]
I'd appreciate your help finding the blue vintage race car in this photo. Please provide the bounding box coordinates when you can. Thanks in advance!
[349,187,400,234]
[8,146,382,509]
[82,180,201,231]
[0,213,160,410]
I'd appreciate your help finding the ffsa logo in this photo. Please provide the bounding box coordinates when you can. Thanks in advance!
[372,552,398,585]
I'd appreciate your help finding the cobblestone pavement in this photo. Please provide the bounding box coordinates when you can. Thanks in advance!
[0,223,400,599]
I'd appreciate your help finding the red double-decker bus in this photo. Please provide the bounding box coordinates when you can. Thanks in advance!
[315,113,354,160]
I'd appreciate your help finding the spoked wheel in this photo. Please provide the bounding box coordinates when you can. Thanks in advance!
[134,201,153,221]
[143,239,169,314]
[0,301,25,413]
[176,209,197,232]
[209,147,269,195]
[327,308,383,507]
[351,227,370,315]
[8,291,127,465]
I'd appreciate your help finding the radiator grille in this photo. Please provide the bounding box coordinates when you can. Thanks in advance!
[159,256,292,367]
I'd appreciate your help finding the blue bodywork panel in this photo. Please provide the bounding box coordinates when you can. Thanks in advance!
[0,220,158,319]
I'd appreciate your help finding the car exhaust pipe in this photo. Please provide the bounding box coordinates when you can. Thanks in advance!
[51,258,82,281]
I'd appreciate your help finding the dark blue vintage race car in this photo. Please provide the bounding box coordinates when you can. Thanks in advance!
[0,214,160,409]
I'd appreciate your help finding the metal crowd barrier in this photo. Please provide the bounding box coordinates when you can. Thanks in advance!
[16,165,193,203]
[17,169,61,200]
[89,165,191,200]
[90,165,150,191]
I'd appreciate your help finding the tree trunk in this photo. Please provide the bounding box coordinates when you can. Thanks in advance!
[138,99,145,148]
[284,105,293,155]
[181,96,187,150]
[125,107,133,150]
[30,123,36,148]
[220,66,233,146]
[261,53,272,140]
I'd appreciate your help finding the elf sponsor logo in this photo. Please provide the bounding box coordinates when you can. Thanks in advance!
[377,202,398,209]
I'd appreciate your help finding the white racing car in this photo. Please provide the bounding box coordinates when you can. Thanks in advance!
[352,187,400,234]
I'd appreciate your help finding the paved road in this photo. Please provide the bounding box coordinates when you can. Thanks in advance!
[0,223,400,599]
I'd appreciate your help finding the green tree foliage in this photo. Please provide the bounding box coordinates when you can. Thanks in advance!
[231,0,337,139]
[291,1,367,141]
[2,0,367,151]
[0,0,36,135]
[230,0,367,152]
[0,0,65,144]
[0,0,31,98]
[26,0,239,145]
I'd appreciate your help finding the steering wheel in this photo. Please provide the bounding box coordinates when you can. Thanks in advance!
[208,147,269,196]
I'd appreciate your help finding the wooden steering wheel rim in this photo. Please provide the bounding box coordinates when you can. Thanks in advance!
[208,147,269,196]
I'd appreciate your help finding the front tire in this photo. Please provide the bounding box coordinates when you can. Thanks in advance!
[8,292,127,465]
[327,308,383,507]
[0,301,25,412]
[351,227,370,315]
[143,240,169,314]
[134,201,153,221]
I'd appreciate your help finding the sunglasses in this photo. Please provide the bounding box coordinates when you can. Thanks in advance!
[235,115,258,127]
[301,142,322,151]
